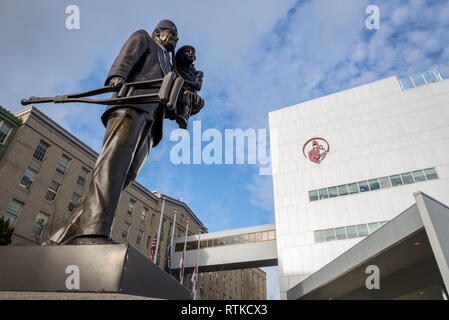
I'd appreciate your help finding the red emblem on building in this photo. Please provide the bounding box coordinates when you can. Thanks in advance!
[302,138,330,164]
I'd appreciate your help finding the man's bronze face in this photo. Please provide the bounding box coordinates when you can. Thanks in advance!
[155,28,178,51]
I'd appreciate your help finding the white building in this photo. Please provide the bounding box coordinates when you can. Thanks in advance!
[269,69,449,299]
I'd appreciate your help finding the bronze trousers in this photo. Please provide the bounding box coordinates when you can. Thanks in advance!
[48,107,156,244]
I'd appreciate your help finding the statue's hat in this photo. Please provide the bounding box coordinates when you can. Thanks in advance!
[155,20,177,35]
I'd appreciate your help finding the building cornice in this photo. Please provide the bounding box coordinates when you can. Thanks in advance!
[15,106,98,161]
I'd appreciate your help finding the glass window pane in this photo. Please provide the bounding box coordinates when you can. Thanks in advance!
[241,234,248,243]
[309,190,319,201]
[0,122,12,144]
[412,170,426,182]
[358,181,370,192]
[399,77,414,90]
[401,172,414,184]
[346,226,358,239]
[423,70,438,83]
[424,168,438,180]
[337,185,349,196]
[390,175,403,186]
[248,233,256,242]
[319,188,329,200]
[225,237,232,245]
[255,232,262,242]
[268,230,275,240]
[335,227,347,240]
[328,187,338,198]
[325,229,336,241]
[200,240,207,249]
[314,230,325,243]
[208,240,214,247]
[33,141,49,161]
[348,183,359,194]
[368,178,380,191]
[261,232,269,241]
[379,176,391,188]
[56,155,70,174]
[368,222,380,234]
[20,168,36,190]
[379,221,389,227]
[356,224,369,237]
[412,73,426,87]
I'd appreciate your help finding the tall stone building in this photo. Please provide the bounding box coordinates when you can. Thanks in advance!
[0,106,266,300]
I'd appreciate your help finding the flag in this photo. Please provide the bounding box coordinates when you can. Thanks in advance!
[164,245,171,274]
[179,250,185,284]
[149,234,157,262]
[191,264,198,299]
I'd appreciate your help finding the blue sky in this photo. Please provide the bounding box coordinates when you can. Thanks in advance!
[1,0,448,300]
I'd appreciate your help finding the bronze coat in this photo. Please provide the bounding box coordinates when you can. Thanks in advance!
[102,29,172,147]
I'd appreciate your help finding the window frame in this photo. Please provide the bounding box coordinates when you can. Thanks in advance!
[19,168,37,190]
[0,120,13,145]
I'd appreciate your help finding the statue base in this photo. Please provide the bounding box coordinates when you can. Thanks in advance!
[0,244,190,300]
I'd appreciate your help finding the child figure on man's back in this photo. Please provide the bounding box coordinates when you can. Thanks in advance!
[175,45,204,129]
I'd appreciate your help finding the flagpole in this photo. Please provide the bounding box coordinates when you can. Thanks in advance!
[180,218,189,285]
[170,211,177,259]
[193,230,202,300]
[154,196,166,266]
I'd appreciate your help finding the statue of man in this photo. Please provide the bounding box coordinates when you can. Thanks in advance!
[43,20,179,245]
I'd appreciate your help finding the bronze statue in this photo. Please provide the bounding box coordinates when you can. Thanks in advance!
[39,20,192,245]
[173,45,204,129]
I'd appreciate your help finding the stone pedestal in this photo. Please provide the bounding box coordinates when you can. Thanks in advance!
[0,244,190,300]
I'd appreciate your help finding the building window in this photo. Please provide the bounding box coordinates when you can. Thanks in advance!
[412,170,426,182]
[31,212,50,237]
[3,199,24,225]
[345,226,358,239]
[309,190,318,201]
[0,121,13,145]
[56,155,70,174]
[45,181,60,201]
[328,186,338,198]
[318,188,328,200]
[335,227,347,240]
[337,184,349,196]
[368,222,380,233]
[424,168,438,180]
[325,229,336,241]
[308,168,439,202]
[379,176,391,188]
[314,220,389,243]
[389,174,403,187]
[77,167,89,187]
[356,224,369,237]
[358,181,370,192]
[20,168,37,190]
[68,193,80,212]
[32,140,49,161]
[347,183,359,194]
[399,69,443,90]
[141,207,148,223]
[127,199,135,215]
[136,230,144,246]
[368,178,380,191]
[121,222,130,239]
